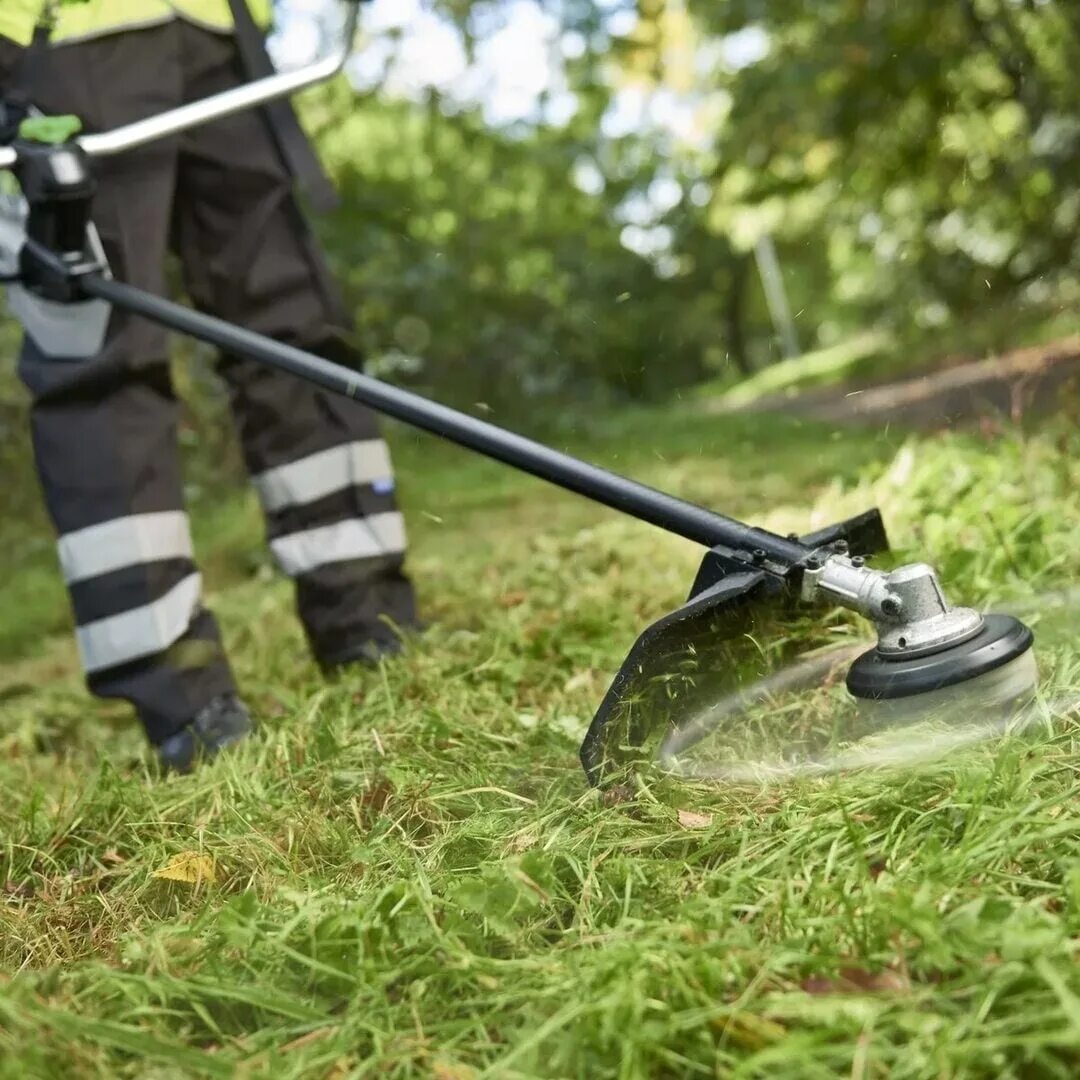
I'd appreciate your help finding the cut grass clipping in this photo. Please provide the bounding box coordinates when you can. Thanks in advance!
[1,407,1078,1078]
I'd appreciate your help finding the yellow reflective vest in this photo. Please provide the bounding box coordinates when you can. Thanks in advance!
[0,1,272,48]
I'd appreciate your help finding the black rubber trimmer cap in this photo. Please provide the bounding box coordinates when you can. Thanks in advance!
[847,614,1035,700]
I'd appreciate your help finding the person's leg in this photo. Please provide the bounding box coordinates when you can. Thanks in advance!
[9,28,243,750]
[171,24,418,664]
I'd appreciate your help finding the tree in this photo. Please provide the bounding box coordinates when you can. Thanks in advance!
[683,0,1080,347]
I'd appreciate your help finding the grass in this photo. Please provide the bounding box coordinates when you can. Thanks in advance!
[694,332,893,409]
[0,400,1078,1078]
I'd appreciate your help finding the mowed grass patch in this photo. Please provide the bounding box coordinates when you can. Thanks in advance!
[0,406,1078,1078]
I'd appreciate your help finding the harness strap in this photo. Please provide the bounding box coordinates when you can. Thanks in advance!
[225,0,340,214]
[9,3,53,102]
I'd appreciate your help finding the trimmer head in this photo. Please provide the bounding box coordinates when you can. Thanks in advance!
[580,508,1039,786]
[847,612,1035,701]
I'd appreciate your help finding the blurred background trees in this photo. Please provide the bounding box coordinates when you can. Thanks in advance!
[292,0,1080,413]
[3,0,1080,422]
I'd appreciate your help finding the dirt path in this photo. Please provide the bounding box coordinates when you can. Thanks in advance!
[728,334,1080,428]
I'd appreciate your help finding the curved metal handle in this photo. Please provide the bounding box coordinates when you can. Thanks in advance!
[0,2,358,169]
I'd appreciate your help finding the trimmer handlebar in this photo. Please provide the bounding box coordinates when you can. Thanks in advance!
[0,0,360,170]
[0,0,815,566]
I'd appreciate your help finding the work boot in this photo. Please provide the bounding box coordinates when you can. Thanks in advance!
[156,693,253,773]
[318,635,405,672]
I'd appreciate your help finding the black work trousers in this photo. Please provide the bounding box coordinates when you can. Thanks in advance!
[1,21,417,743]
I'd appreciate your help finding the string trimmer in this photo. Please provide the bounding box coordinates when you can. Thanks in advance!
[0,1,1038,784]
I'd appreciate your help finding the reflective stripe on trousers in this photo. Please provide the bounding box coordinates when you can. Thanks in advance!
[252,439,394,513]
[253,439,407,577]
[54,439,408,672]
[58,510,193,584]
[53,511,203,673]
[270,512,407,576]
[76,573,204,673]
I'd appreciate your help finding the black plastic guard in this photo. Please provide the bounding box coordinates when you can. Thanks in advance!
[800,507,889,560]
[578,507,890,786]
[579,569,783,785]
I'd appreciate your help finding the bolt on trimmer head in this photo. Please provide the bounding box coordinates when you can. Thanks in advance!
[580,514,1038,785]
[812,556,1036,725]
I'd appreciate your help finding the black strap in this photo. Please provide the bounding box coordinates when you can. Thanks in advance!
[7,7,53,107]
[1,8,53,143]
[225,0,340,214]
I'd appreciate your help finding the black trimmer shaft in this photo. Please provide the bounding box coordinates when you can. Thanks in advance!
[84,275,809,566]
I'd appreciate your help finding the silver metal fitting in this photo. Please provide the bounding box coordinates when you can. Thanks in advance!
[802,555,984,657]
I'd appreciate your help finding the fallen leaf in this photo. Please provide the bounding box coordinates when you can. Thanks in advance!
[677,810,714,830]
[151,852,217,885]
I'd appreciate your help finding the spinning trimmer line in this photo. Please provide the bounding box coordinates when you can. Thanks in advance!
[0,1,1039,783]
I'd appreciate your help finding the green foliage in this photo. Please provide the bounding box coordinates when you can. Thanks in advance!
[684,0,1080,348]
[286,0,1080,406]
[305,82,745,409]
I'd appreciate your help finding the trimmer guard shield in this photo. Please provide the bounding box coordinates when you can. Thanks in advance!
[579,569,782,785]
[579,508,891,786]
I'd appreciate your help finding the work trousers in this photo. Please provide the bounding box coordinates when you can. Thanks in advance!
[0,21,417,743]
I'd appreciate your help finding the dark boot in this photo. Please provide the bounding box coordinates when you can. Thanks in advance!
[156,693,253,773]
[317,634,406,672]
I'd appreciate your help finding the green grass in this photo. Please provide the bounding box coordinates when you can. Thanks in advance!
[0,402,1078,1078]
[695,332,893,409]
